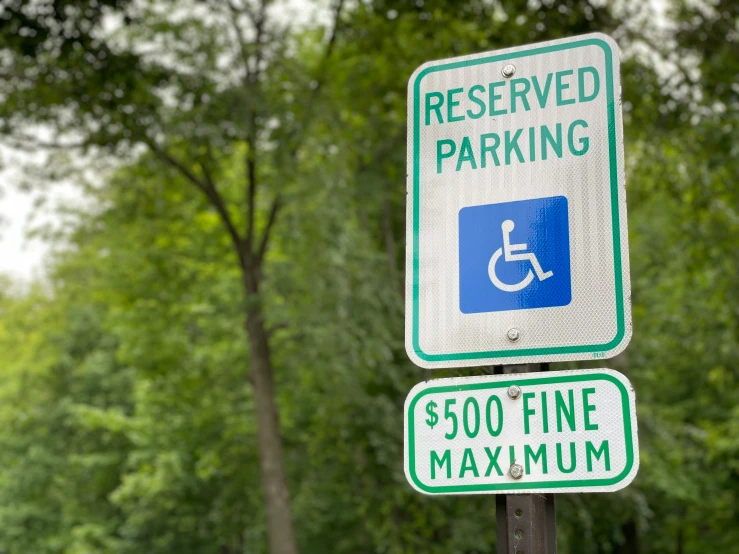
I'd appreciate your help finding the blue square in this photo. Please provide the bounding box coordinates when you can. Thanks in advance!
[459,196,572,314]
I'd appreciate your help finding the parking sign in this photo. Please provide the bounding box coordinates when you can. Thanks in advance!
[406,34,631,369]
[404,369,639,495]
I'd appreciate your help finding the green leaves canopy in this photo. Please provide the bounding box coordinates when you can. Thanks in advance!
[0,0,737,553]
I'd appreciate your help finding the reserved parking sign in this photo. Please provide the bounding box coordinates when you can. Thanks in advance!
[405,33,631,369]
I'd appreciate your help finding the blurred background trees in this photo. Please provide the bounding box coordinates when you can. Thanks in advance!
[0,1,736,553]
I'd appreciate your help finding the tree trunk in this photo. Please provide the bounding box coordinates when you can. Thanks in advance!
[243,267,299,554]
[616,519,639,554]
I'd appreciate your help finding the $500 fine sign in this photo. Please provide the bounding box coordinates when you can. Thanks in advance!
[404,369,639,495]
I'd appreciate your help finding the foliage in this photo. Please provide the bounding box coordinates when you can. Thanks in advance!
[0,1,737,553]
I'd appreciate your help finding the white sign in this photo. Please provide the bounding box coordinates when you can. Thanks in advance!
[404,369,639,495]
[405,33,631,369]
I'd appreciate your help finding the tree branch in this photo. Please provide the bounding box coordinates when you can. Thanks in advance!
[247,0,268,86]
[200,162,249,267]
[145,140,246,266]
[245,148,257,253]
[200,163,244,249]
[316,0,345,90]
[257,194,281,264]
[302,0,345,111]
[225,0,254,85]
[145,140,204,187]
[266,321,289,339]
[284,0,345,161]
[241,0,268,256]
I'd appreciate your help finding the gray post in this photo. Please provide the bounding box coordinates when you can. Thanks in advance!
[495,363,557,554]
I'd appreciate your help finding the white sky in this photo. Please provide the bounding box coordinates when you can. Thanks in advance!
[0,145,84,281]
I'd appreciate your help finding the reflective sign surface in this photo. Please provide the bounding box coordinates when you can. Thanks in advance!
[406,34,631,369]
[404,369,639,495]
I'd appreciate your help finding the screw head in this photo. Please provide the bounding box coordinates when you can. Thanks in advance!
[507,328,520,342]
[510,463,524,480]
[507,384,522,400]
[502,64,516,78]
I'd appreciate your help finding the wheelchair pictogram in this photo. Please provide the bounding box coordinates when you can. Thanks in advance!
[488,220,554,292]
[458,196,571,314]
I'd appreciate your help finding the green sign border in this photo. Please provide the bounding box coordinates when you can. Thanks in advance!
[410,37,625,362]
[406,372,635,493]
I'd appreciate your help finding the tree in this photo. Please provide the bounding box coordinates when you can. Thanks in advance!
[0,2,349,553]
[3,1,737,553]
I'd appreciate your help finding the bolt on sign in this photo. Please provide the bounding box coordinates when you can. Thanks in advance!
[405,33,631,369]
[404,369,639,495]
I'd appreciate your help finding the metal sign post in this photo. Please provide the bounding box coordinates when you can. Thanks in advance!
[495,364,556,554]
[496,492,556,554]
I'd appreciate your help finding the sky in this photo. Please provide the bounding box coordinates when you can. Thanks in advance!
[0,145,84,281]
[0,148,39,281]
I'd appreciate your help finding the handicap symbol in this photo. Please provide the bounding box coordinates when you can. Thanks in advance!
[488,220,554,293]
